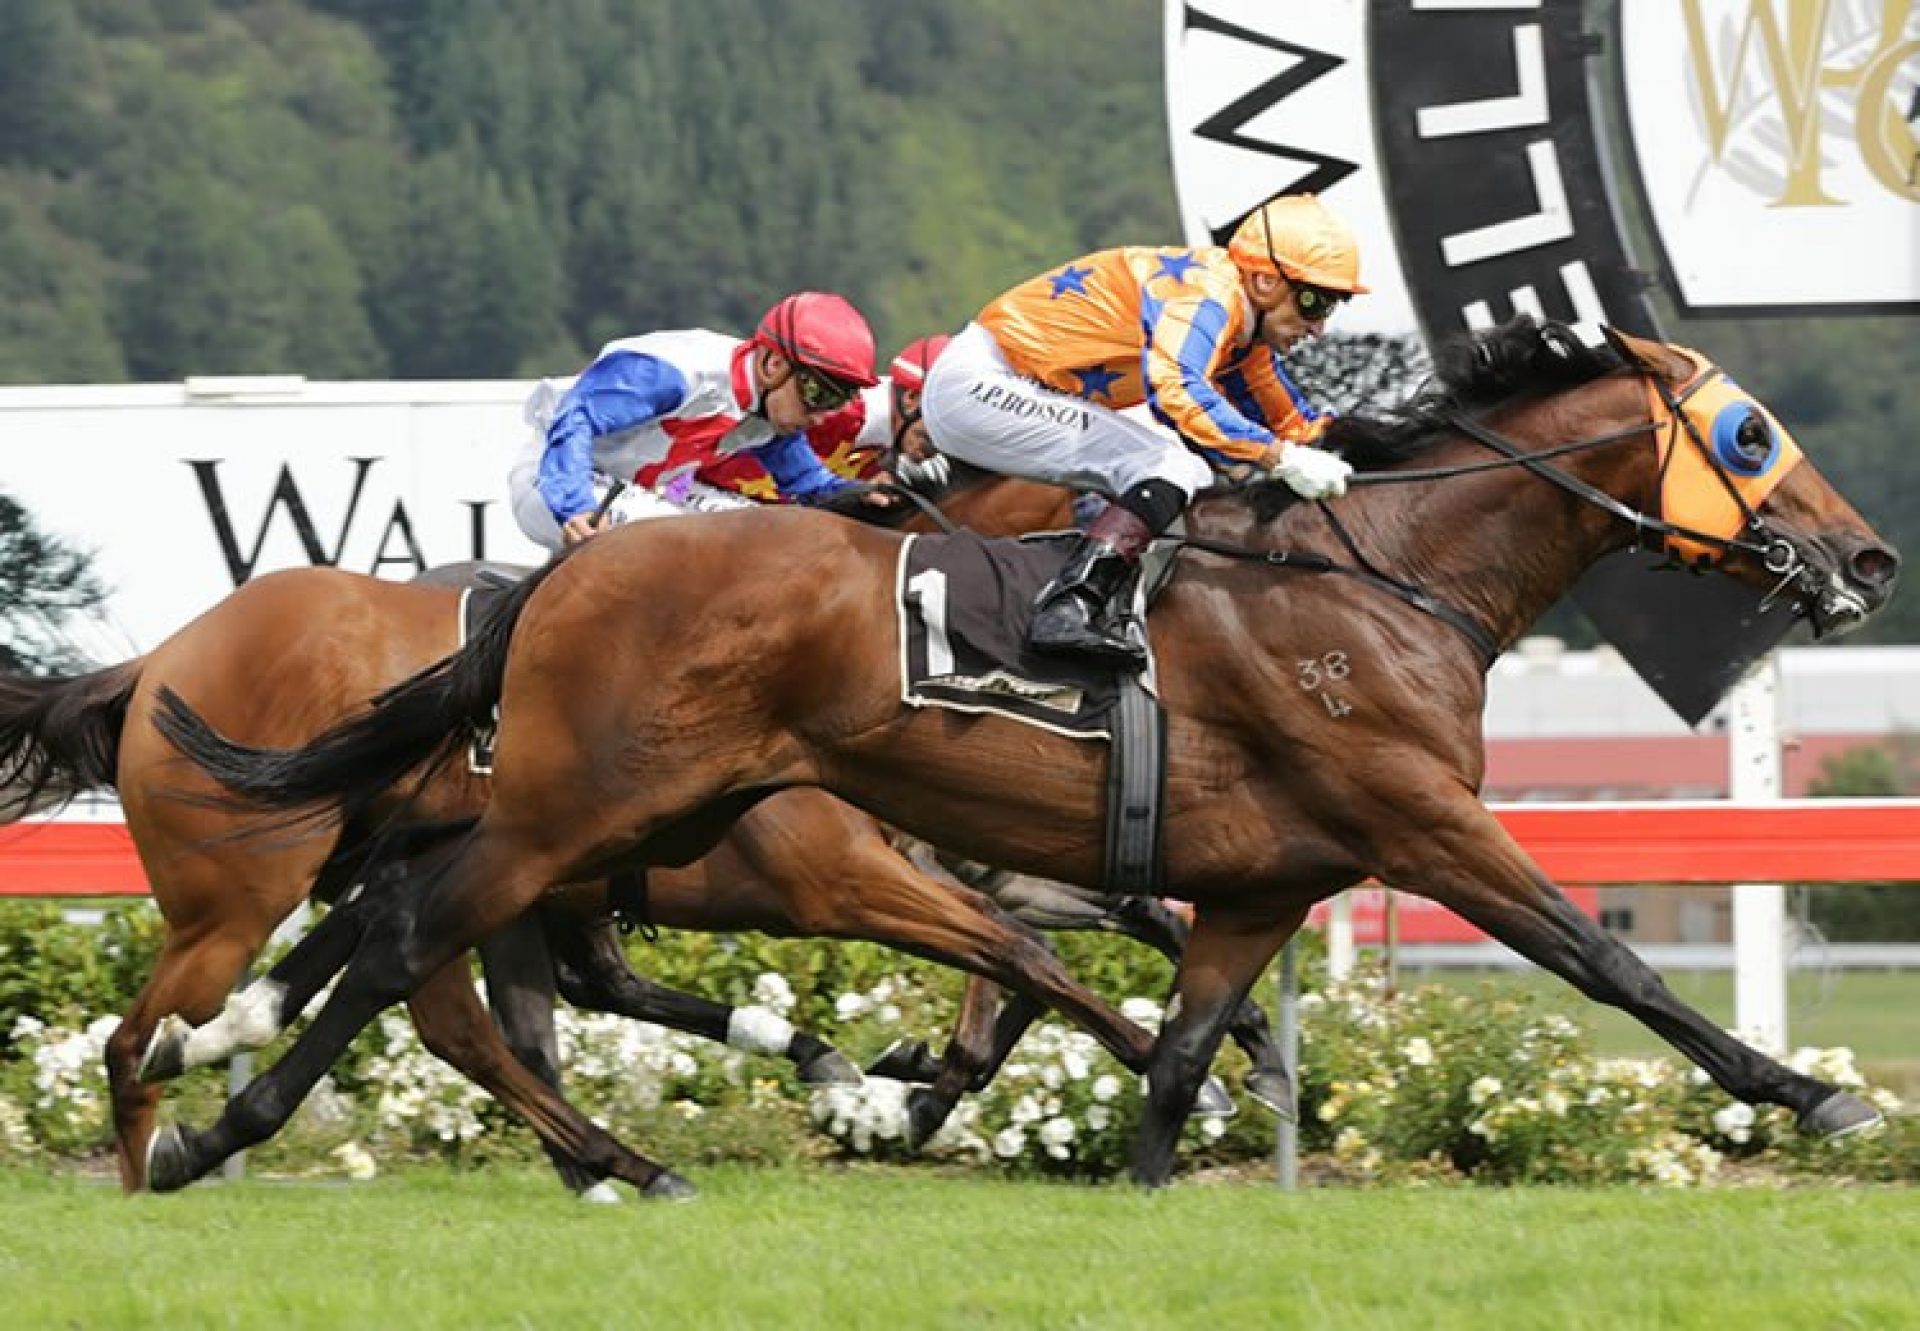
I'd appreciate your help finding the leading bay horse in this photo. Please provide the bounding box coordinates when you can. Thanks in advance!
[2,466,1254,1194]
[150,320,1899,1190]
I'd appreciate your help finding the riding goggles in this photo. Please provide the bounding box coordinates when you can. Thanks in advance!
[795,366,859,412]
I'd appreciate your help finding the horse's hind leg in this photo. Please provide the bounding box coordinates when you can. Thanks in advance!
[1396,797,1879,1136]
[1132,904,1307,1188]
[404,956,690,1198]
[139,884,369,1083]
[540,907,861,1086]
[475,911,602,1198]
[1104,895,1293,1119]
[146,827,691,1198]
[106,925,263,1192]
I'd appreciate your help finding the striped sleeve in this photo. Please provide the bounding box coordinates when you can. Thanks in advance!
[1239,349,1331,443]
[1141,290,1275,465]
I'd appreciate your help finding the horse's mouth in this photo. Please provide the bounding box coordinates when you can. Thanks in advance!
[1803,570,1874,639]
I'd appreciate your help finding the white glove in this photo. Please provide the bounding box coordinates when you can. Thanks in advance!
[1268,442,1352,500]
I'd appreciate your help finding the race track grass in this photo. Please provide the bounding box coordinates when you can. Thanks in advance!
[3,1166,1915,1329]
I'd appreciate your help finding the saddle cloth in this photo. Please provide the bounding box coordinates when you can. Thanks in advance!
[896,530,1154,739]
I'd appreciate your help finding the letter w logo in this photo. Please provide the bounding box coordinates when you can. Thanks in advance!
[1180,3,1357,241]
[1681,0,1837,205]
[188,457,380,585]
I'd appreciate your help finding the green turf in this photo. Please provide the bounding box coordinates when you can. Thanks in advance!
[1408,967,1920,1094]
[2,1166,1914,1329]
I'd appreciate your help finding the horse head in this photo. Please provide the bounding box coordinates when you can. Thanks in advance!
[1189,317,1897,656]
[1600,326,1898,637]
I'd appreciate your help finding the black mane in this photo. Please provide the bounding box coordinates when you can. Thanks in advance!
[1246,316,1622,522]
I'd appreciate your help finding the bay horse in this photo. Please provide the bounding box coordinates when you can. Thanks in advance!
[150,320,1898,1191]
[2,466,1257,1194]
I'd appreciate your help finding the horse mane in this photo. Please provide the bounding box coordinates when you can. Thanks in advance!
[1244,316,1623,523]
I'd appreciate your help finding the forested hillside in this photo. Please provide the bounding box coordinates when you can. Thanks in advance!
[0,0,1913,636]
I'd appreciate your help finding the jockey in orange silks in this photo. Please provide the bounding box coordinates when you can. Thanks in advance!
[920,195,1367,666]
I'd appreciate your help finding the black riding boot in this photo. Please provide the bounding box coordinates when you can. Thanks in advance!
[1027,506,1153,667]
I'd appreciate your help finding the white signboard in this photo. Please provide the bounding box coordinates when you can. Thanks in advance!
[0,378,547,658]
[1163,0,1420,334]
[1620,0,1920,312]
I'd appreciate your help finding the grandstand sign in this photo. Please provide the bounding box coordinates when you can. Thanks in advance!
[0,380,546,655]
[1164,0,1660,341]
[1618,0,1920,315]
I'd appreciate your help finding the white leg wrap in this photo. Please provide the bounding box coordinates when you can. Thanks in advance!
[178,978,290,1071]
[578,1180,623,1205]
[725,1007,795,1057]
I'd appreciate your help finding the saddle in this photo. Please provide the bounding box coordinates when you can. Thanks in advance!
[897,530,1167,894]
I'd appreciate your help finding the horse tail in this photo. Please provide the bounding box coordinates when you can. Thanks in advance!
[153,555,568,832]
[0,660,142,823]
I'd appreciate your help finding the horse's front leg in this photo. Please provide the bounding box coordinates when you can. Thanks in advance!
[1131,904,1307,1188]
[1393,791,1881,1136]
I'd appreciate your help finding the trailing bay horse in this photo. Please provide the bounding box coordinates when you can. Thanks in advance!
[2,467,1247,1194]
[151,320,1898,1190]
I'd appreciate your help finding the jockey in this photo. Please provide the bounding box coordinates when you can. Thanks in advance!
[695,333,955,501]
[920,194,1366,666]
[508,292,879,551]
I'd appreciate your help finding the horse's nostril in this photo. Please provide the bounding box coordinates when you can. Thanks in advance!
[1850,545,1900,588]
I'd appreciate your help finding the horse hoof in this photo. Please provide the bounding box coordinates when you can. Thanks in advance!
[642,1171,698,1202]
[796,1050,865,1088]
[1245,1071,1297,1122]
[1799,1090,1884,1140]
[138,1018,189,1084]
[904,1087,954,1150]
[578,1181,623,1206]
[866,1038,940,1084]
[1193,1075,1237,1120]
[145,1124,195,1194]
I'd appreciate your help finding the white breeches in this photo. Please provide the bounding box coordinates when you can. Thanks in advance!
[508,453,753,554]
[920,323,1214,501]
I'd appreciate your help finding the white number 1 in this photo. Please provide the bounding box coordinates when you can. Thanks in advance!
[908,569,954,675]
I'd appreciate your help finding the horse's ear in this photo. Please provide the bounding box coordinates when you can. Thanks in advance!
[1601,325,1693,383]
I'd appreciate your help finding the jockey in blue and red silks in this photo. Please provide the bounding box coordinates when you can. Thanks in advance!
[508,292,880,551]
[693,333,956,501]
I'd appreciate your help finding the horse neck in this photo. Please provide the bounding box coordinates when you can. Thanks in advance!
[1191,376,1655,655]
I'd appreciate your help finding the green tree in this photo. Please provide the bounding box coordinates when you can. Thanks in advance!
[1795,738,1920,942]
[0,493,106,674]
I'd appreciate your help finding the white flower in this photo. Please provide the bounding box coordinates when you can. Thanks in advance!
[834,993,870,1021]
[1200,1116,1227,1141]
[1091,1075,1122,1103]
[1009,1095,1044,1126]
[992,1127,1027,1159]
[1712,1102,1756,1144]
[1541,1089,1569,1117]
[1038,1117,1076,1150]
[1120,997,1163,1029]
[1401,1037,1434,1068]
[331,1142,378,1181]
[1061,1049,1091,1082]
[750,972,795,1015]
[1085,1104,1112,1132]
[1469,1076,1502,1106]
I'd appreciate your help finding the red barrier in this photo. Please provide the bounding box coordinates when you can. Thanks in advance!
[2,799,1916,900]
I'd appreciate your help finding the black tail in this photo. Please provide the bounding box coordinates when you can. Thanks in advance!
[0,660,142,822]
[153,555,569,832]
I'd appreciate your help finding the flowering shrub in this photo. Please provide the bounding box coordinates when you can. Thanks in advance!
[0,953,1910,1188]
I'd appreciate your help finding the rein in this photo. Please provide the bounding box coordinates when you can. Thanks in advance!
[1172,361,1811,661]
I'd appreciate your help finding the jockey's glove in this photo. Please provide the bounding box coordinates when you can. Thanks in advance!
[1264,441,1353,500]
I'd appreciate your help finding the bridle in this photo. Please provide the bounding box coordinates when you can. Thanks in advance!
[1176,356,1825,657]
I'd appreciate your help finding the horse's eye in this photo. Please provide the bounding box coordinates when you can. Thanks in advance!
[1734,414,1771,462]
